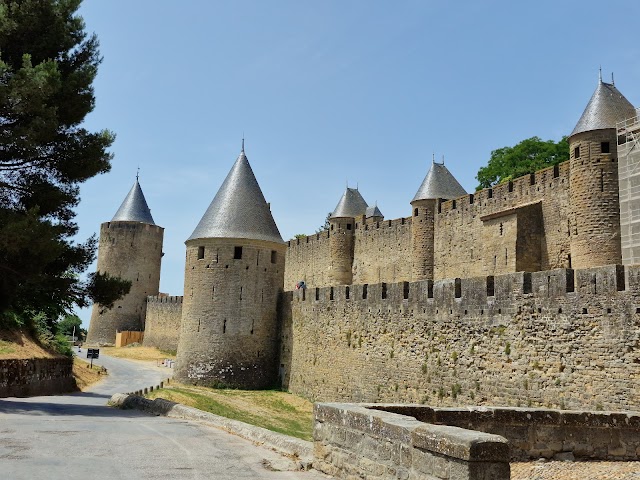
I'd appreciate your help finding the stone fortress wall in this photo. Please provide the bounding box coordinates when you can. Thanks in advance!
[280,264,640,411]
[143,295,183,352]
[87,221,164,344]
[283,162,575,287]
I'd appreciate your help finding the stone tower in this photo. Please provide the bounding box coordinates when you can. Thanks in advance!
[328,187,368,285]
[411,159,466,280]
[86,179,163,344]
[175,145,286,389]
[569,75,635,269]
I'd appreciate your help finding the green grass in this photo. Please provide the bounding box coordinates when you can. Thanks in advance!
[0,340,16,355]
[147,386,313,441]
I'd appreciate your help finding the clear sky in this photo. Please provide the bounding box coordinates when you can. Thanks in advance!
[74,0,640,327]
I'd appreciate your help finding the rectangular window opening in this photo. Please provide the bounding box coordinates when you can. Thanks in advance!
[403,282,409,300]
[381,283,387,299]
[271,250,277,264]
[427,280,434,299]
[454,278,462,298]
[315,288,319,301]
[197,246,205,259]
[330,287,334,301]
[234,246,243,259]
[486,275,495,297]
[601,141,610,154]
[362,284,368,299]
[574,146,580,158]
[414,208,419,217]
[488,188,493,199]
[345,286,350,299]
[346,223,352,230]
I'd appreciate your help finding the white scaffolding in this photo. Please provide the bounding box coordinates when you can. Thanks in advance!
[617,108,640,265]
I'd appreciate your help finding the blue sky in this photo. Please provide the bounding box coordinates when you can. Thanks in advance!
[74,0,640,327]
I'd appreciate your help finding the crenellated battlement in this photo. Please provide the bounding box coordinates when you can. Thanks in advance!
[146,295,183,304]
[289,264,633,311]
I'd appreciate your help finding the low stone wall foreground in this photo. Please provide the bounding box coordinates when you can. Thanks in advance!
[0,357,75,397]
[315,403,640,479]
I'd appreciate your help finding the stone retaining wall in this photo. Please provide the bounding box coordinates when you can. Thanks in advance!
[374,405,640,461]
[314,403,510,480]
[0,357,75,397]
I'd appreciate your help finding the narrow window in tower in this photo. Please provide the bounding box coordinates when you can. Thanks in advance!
[256,250,260,266]
[261,289,264,302]
[345,286,350,299]
[568,254,572,269]
[362,284,368,299]
[414,208,419,216]
[197,246,205,259]
[234,246,242,259]
[574,146,580,158]
[250,319,254,335]
[197,319,200,332]
[240,286,243,300]
[600,169,604,192]
[330,287,334,300]
[488,188,493,199]
[347,223,352,230]
[271,250,277,264]
[505,248,508,265]
[601,142,610,153]
[381,283,387,299]
[223,319,226,333]
[212,285,215,299]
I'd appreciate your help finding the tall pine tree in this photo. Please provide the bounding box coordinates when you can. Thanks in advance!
[0,0,129,329]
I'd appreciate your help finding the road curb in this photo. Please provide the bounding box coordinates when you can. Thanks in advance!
[109,393,314,469]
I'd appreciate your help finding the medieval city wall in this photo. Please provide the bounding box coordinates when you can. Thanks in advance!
[280,263,640,411]
[285,231,331,289]
[434,162,572,279]
[352,216,412,284]
[143,295,183,352]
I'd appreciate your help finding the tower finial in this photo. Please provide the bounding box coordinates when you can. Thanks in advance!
[611,72,615,86]
[432,153,435,164]
[599,66,602,83]
[136,166,140,181]
[441,154,445,165]
[241,136,245,153]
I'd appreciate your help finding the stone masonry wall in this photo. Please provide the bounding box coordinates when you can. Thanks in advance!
[143,295,183,352]
[353,216,412,285]
[87,221,164,344]
[0,358,75,397]
[280,264,640,412]
[434,162,571,280]
[285,232,331,289]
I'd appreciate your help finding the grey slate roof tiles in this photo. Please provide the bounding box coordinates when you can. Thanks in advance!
[571,80,635,136]
[366,205,383,218]
[412,161,467,202]
[111,180,156,225]
[330,187,368,219]
[187,149,284,244]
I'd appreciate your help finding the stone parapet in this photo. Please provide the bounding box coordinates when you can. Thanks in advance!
[314,403,510,480]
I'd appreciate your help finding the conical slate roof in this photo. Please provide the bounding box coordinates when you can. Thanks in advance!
[187,148,283,244]
[366,205,383,218]
[412,161,467,202]
[330,187,368,219]
[111,179,156,225]
[571,79,635,136]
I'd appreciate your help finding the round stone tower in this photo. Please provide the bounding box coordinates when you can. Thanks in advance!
[568,75,635,269]
[175,144,286,389]
[328,187,368,285]
[411,159,466,280]
[86,178,164,345]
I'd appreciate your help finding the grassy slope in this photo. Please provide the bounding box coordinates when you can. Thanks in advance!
[147,385,314,441]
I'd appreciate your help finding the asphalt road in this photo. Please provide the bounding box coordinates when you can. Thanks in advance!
[0,349,329,480]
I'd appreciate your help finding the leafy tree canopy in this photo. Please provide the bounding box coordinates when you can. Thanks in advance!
[475,136,569,191]
[0,0,130,331]
[57,313,81,336]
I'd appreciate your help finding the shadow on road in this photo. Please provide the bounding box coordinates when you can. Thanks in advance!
[0,398,152,418]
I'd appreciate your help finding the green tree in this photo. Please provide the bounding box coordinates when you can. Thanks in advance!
[0,0,130,330]
[475,136,569,190]
[56,313,82,336]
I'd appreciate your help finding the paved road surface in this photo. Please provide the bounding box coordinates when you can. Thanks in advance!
[0,350,329,480]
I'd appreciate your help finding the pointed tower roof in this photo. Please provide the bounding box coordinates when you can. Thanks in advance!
[366,205,383,218]
[571,78,635,136]
[111,179,156,225]
[412,161,467,202]
[187,147,283,244]
[330,187,368,219]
